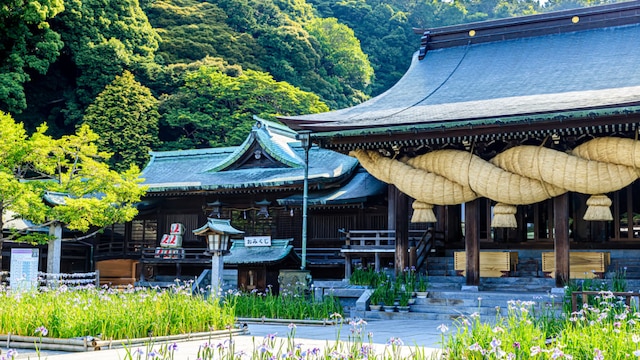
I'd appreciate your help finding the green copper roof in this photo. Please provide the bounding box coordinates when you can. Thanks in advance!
[278,3,640,138]
[223,239,300,265]
[210,116,304,171]
[193,218,244,236]
[277,168,386,207]
[141,118,358,193]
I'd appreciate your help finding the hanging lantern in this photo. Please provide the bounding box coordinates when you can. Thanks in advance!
[256,199,271,218]
[206,200,224,218]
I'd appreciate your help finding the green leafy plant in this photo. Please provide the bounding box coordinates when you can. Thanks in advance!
[349,266,385,287]
[229,288,342,320]
[417,273,429,292]
[443,292,640,359]
[369,285,386,306]
[0,283,234,339]
[398,291,411,307]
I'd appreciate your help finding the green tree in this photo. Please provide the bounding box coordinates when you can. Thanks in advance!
[146,0,259,67]
[159,66,329,149]
[0,0,64,113]
[83,71,159,172]
[0,111,146,269]
[305,17,374,91]
[52,0,160,123]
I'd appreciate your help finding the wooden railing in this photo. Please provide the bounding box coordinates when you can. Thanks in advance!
[340,229,433,277]
[571,291,636,312]
[140,247,211,262]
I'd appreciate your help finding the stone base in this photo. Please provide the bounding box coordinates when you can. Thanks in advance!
[550,287,566,295]
[461,285,479,292]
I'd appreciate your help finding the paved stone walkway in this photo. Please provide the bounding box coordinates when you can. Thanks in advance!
[5,319,453,359]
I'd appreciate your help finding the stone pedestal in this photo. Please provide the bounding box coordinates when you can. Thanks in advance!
[278,269,311,295]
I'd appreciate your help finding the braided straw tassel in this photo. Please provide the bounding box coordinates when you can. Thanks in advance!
[491,203,518,228]
[583,194,613,221]
[412,201,437,223]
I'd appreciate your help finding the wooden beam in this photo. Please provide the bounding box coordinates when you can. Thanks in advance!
[465,199,480,286]
[395,188,409,274]
[554,192,570,287]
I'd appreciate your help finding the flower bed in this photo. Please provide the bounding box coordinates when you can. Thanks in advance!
[442,291,640,359]
[0,284,234,340]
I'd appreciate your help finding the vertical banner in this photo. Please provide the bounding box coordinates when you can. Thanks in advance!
[10,248,40,292]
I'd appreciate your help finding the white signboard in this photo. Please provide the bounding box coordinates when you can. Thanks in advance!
[244,236,271,247]
[10,248,39,292]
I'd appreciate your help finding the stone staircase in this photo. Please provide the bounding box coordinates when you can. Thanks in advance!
[313,248,640,321]
[362,287,562,321]
[349,249,640,321]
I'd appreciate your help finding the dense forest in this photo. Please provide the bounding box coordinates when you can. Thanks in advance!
[1,0,626,171]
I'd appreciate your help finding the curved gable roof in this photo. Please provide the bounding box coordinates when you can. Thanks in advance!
[210,117,305,172]
[279,2,640,142]
[140,118,358,194]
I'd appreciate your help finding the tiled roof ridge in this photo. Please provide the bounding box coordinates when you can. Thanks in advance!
[207,117,303,172]
[415,0,640,53]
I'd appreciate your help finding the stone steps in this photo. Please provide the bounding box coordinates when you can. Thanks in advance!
[362,288,563,321]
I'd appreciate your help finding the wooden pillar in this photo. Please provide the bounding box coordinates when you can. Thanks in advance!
[395,188,409,274]
[388,185,397,231]
[465,199,480,286]
[554,192,570,287]
[344,254,352,280]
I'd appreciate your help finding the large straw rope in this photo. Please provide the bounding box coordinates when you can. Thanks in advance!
[350,137,640,225]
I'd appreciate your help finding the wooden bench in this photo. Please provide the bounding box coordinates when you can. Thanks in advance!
[96,259,139,286]
[454,251,518,277]
[542,252,610,279]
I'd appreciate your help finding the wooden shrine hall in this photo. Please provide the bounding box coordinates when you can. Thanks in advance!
[279,1,640,288]
[91,117,387,286]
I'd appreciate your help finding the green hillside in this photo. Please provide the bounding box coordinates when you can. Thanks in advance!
[1,0,624,170]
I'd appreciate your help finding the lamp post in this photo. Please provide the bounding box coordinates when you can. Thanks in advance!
[193,218,243,297]
[298,130,312,270]
[206,232,227,295]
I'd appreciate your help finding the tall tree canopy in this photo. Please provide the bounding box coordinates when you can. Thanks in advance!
[0,111,146,266]
[159,65,329,149]
[52,0,160,123]
[0,0,64,113]
[4,0,628,158]
[83,71,159,172]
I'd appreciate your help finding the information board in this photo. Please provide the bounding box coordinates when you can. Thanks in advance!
[10,248,39,292]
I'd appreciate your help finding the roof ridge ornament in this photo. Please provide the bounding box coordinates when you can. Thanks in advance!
[418,31,431,60]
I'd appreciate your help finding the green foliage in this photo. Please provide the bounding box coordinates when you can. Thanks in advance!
[0,284,234,339]
[83,70,159,171]
[146,0,259,67]
[0,110,145,265]
[443,294,640,359]
[348,266,387,287]
[228,289,343,320]
[0,0,64,113]
[52,0,160,121]
[369,285,386,305]
[305,17,374,91]
[159,65,328,149]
